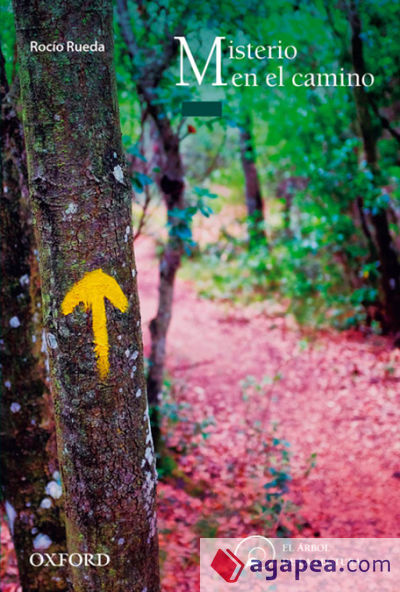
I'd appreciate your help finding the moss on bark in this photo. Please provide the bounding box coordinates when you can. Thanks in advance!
[0,51,67,591]
[12,2,160,590]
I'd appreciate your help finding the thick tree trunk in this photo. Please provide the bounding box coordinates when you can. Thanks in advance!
[239,115,266,247]
[13,2,159,591]
[349,1,400,331]
[0,51,67,592]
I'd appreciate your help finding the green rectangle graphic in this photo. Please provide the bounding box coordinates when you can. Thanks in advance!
[182,101,222,117]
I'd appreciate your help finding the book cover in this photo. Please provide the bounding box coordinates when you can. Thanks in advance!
[0,1,399,591]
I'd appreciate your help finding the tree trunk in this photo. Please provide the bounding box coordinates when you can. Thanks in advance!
[239,115,266,247]
[0,49,67,592]
[355,195,378,263]
[147,125,185,410]
[349,1,400,331]
[12,2,159,591]
[276,177,308,238]
[116,1,186,428]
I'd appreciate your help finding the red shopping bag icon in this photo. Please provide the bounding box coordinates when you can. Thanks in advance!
[211,548,245,583]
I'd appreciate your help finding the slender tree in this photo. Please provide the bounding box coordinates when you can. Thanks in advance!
[147,120,185,410]
[238,113,266,247]
[0,46,67,592]
[117,0,261,429]
[117,0,186,416]
[12,1,159,590]
[348,0,400,331]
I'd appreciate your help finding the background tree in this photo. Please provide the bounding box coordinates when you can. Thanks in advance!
[199,0,400,331]
[0,45,67,592]
[117,0,188,420]
[116,0,235,444]
[238,111,266,247]
[12,1,159,590]
[347,0,400,331]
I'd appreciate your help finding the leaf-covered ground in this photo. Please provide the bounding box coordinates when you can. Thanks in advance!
[1,236,399,592]
[136,237,400,591]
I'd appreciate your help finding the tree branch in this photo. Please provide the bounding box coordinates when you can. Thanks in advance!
[116,0,180,88]
[367,95,400,146]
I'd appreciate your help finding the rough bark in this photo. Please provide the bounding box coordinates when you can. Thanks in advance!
[0,48,67,592]
[349,0,400,331]
[117,0,185,416]
[239,115,266,247]
[12,2,159,591]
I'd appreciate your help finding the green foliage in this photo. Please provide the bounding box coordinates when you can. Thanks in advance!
[260,439,306,536]
[304,452,317,479]
[156,374,216,462]
[177,0,400,328]
[168,187,217,251]
[157,453,178,479]
[113,0,400,331]
[237,376,309,535]
[183,218,372,327]
[193,518,219,538]
[0,0,16,83]
[132,171,153,193]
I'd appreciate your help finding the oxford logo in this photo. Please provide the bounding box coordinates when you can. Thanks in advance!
[29,552,110,567]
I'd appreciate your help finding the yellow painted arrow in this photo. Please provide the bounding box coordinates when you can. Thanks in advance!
[61,269,128,379]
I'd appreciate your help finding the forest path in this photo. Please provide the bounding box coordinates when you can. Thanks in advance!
[136,236,400,540]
